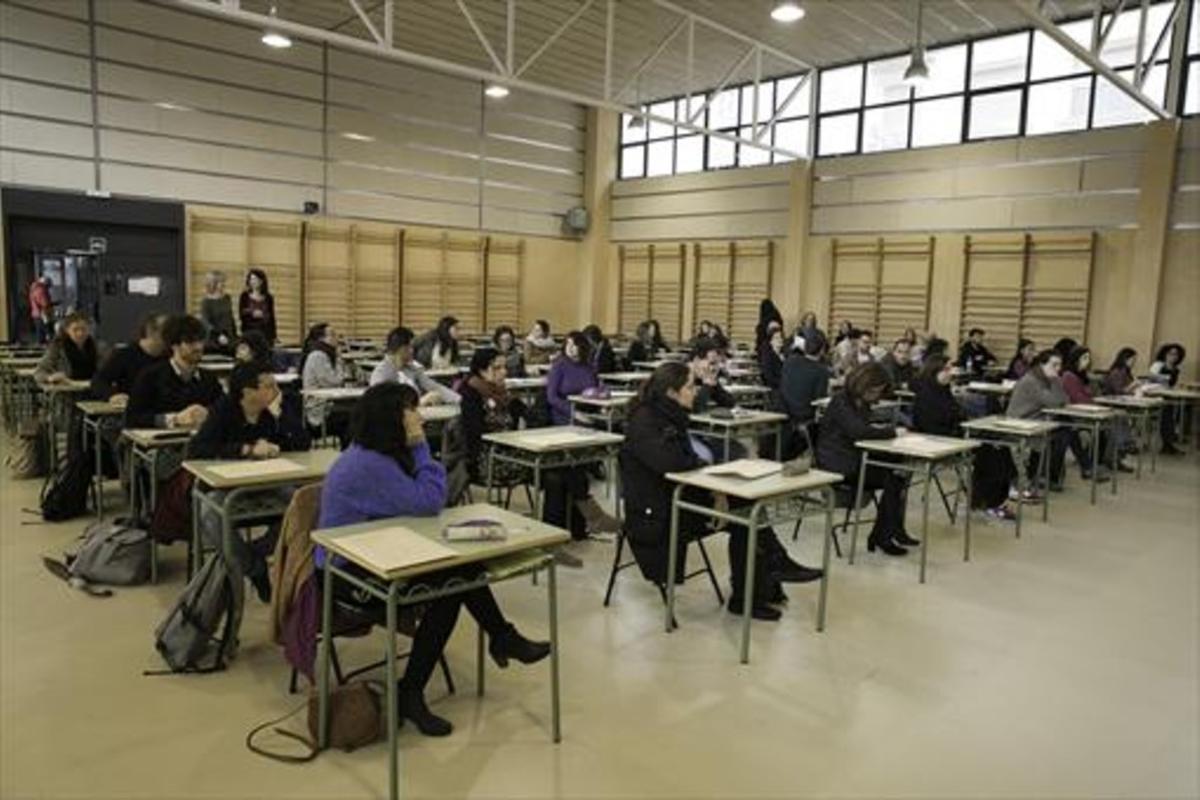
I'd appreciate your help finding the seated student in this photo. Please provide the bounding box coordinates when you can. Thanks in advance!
[1006,338,1036,381]
[689,339,733,412]
[1053,337,1078,362]
[318,383,550,736]
[626,319,668,364]
[126,314,223,430]
[911,355,1020,520]
[690,320,715,350]
[1007,349,1106,490]
[780,332,831,453]
[234,330,273,366]
[583,324,617,375]
[545,331,598,426]
[300,322,350,444]
[833,319,854,346]
[878,338,915,390]
[834,329,875,376]
[1063,346,1133,472]
[758,323,786,391]
[188,362,310,601]
[957,328,997,376]
[754,299,784,356]
[371,326,460,405]
[461,348,617,540]
[620,363,822,622]
[35,311,99,384]
[413,316,460,370]
[794,312,824,353]
[523,319,557,367]
[492,325,525,377]
[1102,347,1139,396]
[1149,343,1187,456]
[91,313,167,404]
[816,363,918,556]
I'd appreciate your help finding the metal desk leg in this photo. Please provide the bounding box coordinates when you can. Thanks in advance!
[848,451,869,564]
[740,503,761,665]
[1135,411,1145,479]
[775,426,783,461]
[476,626,486,697]
[317,563,334,749]
[963,454,973,562]
[548,560,561,743]
[1040,433,1050,523]
[664,483,683,634]
[1015,439,1025,539]
[1150,408,1159,474]
[919,462,932,584]
[723,430,731,463]
[815,486,834,632]
[1089,421,1099,505]
[1109,418,1118,496]
[386,582,400,800]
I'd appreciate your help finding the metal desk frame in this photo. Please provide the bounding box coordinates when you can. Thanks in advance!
[961,419,1055,539]
[1041,408,1121,505]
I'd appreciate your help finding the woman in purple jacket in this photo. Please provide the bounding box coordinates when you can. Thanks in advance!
[545,331,598,426]
[317,383,549,737]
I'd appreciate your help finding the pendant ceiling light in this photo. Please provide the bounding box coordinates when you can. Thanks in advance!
[901,0,930,87]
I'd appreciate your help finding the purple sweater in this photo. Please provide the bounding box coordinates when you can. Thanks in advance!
[545,357,597,425]
[316,442,446,567]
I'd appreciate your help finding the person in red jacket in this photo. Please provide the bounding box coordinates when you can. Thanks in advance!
[28,275,53,343]
[1064,346,1132,473]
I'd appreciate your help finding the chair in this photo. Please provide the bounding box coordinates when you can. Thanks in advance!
[792,482,877,559]
[603,526,724,609]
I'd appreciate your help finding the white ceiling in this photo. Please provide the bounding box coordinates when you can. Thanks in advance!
[242,0,1109,103]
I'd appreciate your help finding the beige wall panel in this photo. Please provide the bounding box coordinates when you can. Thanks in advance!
[1085,230,1138,365]
[928,233,965,345]
[102,163,318,209]
[484,161,584,196]
[0,3,89,50]
[100,129,324,184]
[97,0,324,70]
[95,28,323,99]
[483,185,576,216]
[327,106,479,154]
[327,52,478,107]
[892,197,1014,230]
[0,41,89,87]
[98,96,322,156]
[1175,150,1200,188]
[1169,189,1200,228]
[328,136,479,181]
[1,150,91,191]
[0,78,91,123]
[612,163,791,197]
[521,236,581,328]
[801,236,833,323]
[812,204,902,234]
[480,207,566,238]
[814,138,1019,179]
[485,114,585,151]
[812,179,852,206]
[485,137,583,174]
[326,191,479,229]
[327,78,480,130]
[1011,193,1138,228]
[0,114,92,157]
[97,63,322,128]
[1017,125,1144,161]
[612,183,791,219]
[1156,231,1200,381]
[1081,156,1142,191]
[611,211,791,241]
[327,162,479,206]
[953,161,1081,197]
[852,170,955,203]
[497,93,586,128]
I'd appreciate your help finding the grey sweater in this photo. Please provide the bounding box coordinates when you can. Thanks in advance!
[1006,372,1067,419]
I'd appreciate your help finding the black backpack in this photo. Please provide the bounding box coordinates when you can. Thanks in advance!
[39,449,95,522]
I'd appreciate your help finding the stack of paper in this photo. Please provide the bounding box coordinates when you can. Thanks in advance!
[704,459,782,480]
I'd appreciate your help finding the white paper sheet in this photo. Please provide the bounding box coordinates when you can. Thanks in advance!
[704,459,782,480]
[207,458,303,479]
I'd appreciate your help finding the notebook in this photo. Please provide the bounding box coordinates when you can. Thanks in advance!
[334,526,458,572]
[704,459,782,480]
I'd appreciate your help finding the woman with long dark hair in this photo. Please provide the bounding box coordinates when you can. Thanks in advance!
[414,316,460,369]
[317,383,550,737]
[1102,347,1139,396]
[545,331,597,426]
[239,268,277,344]
[755,299,784,354]
[626,319,668,364]
[620,362,821,621]
[1006,338,1036,380]
[300,322,350,444]
[1150,343,1187,454]
[34,310,98,384]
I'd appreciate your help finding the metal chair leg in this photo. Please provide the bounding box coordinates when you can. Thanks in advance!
[603,530,626,606]
[439,654,456,695]
[694,537,725,605]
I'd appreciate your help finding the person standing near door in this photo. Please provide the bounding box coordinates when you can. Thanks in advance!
[200,270,237,354]
[238,268,276,345]
[28,275,53,343]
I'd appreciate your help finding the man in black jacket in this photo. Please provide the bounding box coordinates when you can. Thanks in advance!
[91,313,168,404]
[957,328,997,376]
[779,333,831,457]
[878,338,915,390]
[189,361,310,602]
[125,314,223,430]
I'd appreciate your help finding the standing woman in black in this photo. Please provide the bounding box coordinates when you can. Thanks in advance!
[815,363,916,556]
[758,323,786,391]
[239,268,277,345]
[754,299,784,355]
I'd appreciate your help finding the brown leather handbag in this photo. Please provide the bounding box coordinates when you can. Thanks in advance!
[247,682,384,763]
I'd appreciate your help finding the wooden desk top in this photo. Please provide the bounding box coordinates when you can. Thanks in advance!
[857,433,980,459]
[599,372,651,383]
[1094,395,1165,409]
[483,425,623,452]
[505,377,547,390]
[419,404,461,422]
[689,409,787,427]
[962,415,1059,436]
[569,392,635,408]
[726,384,771,395]
[1145,388,1200,401]
[39,379,91,393]
[75,400,124,416]
[1043,404,1120,420]
[302,386,365,400]
[966,381,1015,394]
[183,448,340,490]
[667,462,842,501]
[312,503,569,582]
[122,428,196,448]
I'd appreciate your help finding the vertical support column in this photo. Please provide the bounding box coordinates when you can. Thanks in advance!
[1130,119,1181,358]
[779,160,812,326]
[579,108,619,330]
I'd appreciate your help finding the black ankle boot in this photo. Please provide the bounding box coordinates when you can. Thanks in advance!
[892,531,920,547]
[489,624,551,669]
[725,597,782,621]
[398,685,453,737]
[867,535,908,556]
[249,565,272,604]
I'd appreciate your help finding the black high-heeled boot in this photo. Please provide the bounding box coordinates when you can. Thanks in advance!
[892,531,920,547]
[397,684,453,737]
[488,623,551,669]
[867,534,908,556]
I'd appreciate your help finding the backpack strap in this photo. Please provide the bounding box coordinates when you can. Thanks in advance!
[41,557,112,598]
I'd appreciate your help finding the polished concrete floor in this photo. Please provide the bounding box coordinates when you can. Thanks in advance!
[1,442,1197,799]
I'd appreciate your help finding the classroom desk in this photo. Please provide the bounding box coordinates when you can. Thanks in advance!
[961,415,1058,539]
[965,380,1015,398]
[482,427,623,519]
[664,462,842,664]
[851,434,980,584]
[1041,404,1121,505]
[123,428,196,583]
[184,449,340,650]
[313,503,568,800]
[724,367,760,383]
[38,378,92,465]
[505,376,547,406]
[301,387,459,442]
[725,384,771,409]
[568,392,634,432]
[426,367,466,385]
[632,360,670,371]
[1,358,41,430]
[75,399,125,519]
[813,396,902,424]
[689,409,787,461]
[1094,395,1164,477]
[1145,387,1200,449]
[599,371,651,388]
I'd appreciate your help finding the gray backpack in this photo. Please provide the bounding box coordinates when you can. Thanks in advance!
[150,555,235,674]
[70,520,151,586]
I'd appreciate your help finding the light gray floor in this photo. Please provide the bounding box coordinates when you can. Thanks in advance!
[1,442,1197,799]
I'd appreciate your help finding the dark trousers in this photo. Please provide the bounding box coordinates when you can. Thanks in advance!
[1028,428,1086,484]
[333,564,508,693]
[541,466,590,539]
[855,465,908,541]
[724,508,786,605]
[1160,405,1179,448]
[972,444,1016,509]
